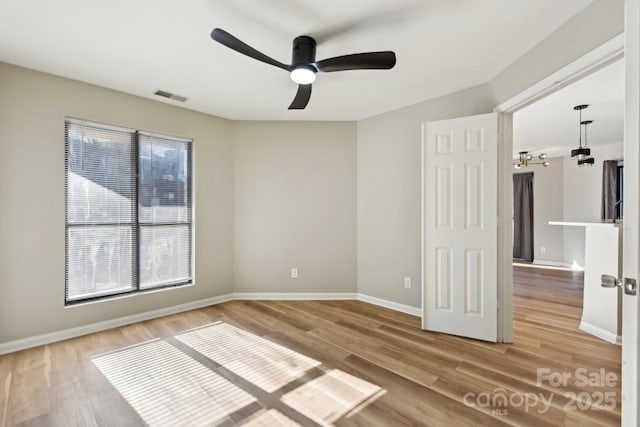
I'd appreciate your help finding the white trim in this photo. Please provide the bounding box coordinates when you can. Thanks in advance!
[420,123,426,325]
[0,294,232,355]
[138,130,192,144]
[497,113,514,343]
[234,291,422,316]
[493,34,626,347]
[65,116,135,134]
[579,320,622,345]
[532,260,574,269]
[63,283,197,308]
[231,292,358,300]
[357,293,422,317]
[65,116,193,143]
[549,220,622,228]
[623,1,640,425]
[494,33,624,114]
[0,291,424,355]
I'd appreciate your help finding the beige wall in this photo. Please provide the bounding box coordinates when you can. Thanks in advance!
[357,85,494,308]
[232,121,357,294]
[0,63,234,343]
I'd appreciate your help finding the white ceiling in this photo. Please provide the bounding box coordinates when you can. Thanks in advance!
[513,58,624,158]
[0,0,594,121]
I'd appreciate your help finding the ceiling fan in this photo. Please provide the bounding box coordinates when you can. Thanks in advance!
[210,28,397,110]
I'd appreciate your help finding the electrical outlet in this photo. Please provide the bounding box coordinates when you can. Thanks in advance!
[291,268,298,279]
[404,277,412,289]
[540,246,546,254]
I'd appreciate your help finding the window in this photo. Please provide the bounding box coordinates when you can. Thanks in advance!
[65,119,192,304]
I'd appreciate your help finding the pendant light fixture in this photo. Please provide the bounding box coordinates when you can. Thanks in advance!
[571,104,595,166]
[578,119,595,167]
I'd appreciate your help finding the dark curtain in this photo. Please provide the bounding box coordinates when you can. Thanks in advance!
[601,160,618,221]
[513,172,534,262]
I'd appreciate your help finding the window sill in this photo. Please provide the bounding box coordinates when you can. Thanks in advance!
[64,281,195,308]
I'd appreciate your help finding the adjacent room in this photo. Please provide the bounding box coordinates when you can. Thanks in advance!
[0,1,636,426]
[511,57,625,344]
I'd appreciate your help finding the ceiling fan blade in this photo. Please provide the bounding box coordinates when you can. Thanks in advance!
[288,84,312,110]
[211,28,290,71]
[315,51,396,72]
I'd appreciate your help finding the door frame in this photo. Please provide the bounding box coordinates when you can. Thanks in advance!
[493,33,624,344]
[493,11,638,424]
[622,0,639,423]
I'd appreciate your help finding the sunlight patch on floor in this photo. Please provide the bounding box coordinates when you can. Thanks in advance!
[93,322,386,426]
[281,369,385,426]
[239,409,299,426]
[92,339,256,426]
[175,322,321,393]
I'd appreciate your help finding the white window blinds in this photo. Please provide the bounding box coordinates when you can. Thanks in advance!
[138,133,192,289]
[65,119,193,303]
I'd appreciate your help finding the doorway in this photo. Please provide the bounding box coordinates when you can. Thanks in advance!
[495,26,640,424]
[510,55,624,343]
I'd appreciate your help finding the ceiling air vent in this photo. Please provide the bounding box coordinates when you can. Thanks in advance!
[154,90,188,103]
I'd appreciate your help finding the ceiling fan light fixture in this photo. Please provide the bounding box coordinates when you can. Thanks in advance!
[211,28,396,110]
[290,66,317,85]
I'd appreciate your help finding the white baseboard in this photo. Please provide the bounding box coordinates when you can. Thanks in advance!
[579,320,622,345]
[532,260,574,269]
[0,291,420,355]
[0,294,233,355]
[357,293,422,317]
[231,292,358,300]
[233,292,421,316]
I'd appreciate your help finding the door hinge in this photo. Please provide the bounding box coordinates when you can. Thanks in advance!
[601,274,637,296]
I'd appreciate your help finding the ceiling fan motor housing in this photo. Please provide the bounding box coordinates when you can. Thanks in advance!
[292,36,317,69]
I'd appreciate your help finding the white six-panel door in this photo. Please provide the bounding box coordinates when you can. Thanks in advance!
[422,113,498,342]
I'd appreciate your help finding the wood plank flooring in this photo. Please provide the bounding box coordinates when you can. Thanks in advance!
[0,265,621,426]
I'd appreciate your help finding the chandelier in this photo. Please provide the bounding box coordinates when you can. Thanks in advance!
[571,104,595,166]
[513,151,550,169]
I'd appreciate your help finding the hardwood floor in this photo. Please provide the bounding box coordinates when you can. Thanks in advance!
[0,266,621,426]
